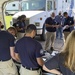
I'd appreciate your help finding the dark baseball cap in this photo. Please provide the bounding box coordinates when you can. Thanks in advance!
[27,24,36,30]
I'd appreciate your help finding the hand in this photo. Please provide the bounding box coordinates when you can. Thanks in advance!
[66,25,69,29]
[59,25,62,27]
[52,25,59,28]
[55,25,59,28]
[56,25,59,28]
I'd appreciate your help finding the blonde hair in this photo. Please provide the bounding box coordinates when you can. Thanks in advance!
[62,30,75,72]
[7,27,17,36]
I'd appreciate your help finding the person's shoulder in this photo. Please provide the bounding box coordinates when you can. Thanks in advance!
[52,53,63,60]
[0,30,14,38]
[46,17,52,22]
[68,16,73,19]
[55,15,59,18]
[46,17,51,20]
[31,38,41,45]
[0,30,10,35]
[48,17,52,19]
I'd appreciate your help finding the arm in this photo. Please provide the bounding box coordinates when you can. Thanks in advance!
[14,53,21,62]
[45,24,59,28]
[16,27,23,31]
[43,65,62,75]
[10,47,16,60]
[10,47,21,62]
[45,24,53,27]
[70,17,75,26]
[37,57,44,66]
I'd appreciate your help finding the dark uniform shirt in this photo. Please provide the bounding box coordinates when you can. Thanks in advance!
[45,17,56,32]
[0,31,15,61]
[13,21,26,33]
[55,15,64,25]
[45,54,75,75]
[15,37,43,68]
[63,16,74,32]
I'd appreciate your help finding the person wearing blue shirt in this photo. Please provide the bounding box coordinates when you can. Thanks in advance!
[15,24,44,75]
[0,21,18,75]
[55,11,64,39]
[63,12,74,40]
[13,15,26,40]
[45,12,59,52]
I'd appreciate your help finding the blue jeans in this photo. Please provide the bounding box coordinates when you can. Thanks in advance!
[56,27,63,39]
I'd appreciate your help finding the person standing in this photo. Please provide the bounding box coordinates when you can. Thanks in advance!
[15,24,44,75]
[63,12,74,40]
[45,12,59,52]
[0,21,18,75]
[55,11,64,39]
[7,27,20,75]
[13,15,26,40]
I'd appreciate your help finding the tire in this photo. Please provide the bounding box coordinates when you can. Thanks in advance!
[40,24,46,41]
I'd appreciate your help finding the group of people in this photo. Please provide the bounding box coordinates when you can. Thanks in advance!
[0,21,44,75]
[0,11,75,75]
[45,11,75,53]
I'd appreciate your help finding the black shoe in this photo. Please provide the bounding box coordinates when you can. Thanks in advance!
[50,47,54,51]
[47,49,53,54]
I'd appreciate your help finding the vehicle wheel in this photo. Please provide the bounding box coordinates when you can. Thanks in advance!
[40,32,46,41]
[40,24,46,41]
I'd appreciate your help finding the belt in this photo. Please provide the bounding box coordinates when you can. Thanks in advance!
[23,66,39,71]
[0,59,10,62]
[0,59,12,62]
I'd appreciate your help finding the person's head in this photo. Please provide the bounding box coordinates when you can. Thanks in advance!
[63,12,68,18]
[62,30,75,72]
[59,11,62,15]
[7,27,17,37]
[0,21,4,29]
[25,24,36,38]
[51,12,55,19]
[21,15,26,21]
[17,16,22,21]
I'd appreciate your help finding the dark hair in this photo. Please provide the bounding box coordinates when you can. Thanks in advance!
[21,15,26,18]
[26,24,36,33]
[63,12,68,16]
[17,16,22,20]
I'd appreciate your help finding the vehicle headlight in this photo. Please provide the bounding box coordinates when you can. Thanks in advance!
[35,22,40,26]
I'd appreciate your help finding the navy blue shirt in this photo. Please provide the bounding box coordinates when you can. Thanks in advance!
[15,37,43,68]
[55,15,64,25]
[45,17,56,32]
[45,54,75,75]
[13,21,26,33]
[0,31,15,61]
[63,16,74,32]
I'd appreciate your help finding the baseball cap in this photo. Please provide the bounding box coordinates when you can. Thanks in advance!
[27,24,36,30]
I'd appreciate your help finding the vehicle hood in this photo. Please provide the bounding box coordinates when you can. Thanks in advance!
[13,11,44,18]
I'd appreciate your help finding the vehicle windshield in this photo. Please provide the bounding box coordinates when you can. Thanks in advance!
[21,0,46,11]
